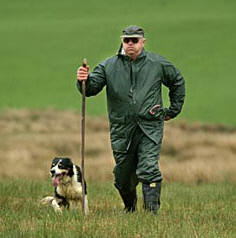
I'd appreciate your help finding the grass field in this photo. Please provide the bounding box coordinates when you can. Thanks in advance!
[0,179,235,238]
[0,0,236,124]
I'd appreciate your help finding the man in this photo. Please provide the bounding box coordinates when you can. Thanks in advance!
[77,25,185,214]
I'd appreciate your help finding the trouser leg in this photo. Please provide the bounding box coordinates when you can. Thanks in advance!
[135,126,163,214]
[142,181,162,214]
[113,151,138,212]
[136,129,163,185]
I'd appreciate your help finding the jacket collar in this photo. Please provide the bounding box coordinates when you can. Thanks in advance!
[136,49,146,60]
[117,45,147,61]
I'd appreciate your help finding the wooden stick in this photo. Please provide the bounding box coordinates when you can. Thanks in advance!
[81,58,87,215]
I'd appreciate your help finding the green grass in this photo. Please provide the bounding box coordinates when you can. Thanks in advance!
[0,179,235,237]
[0,0,236,124]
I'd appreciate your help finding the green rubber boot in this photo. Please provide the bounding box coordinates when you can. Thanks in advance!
[142,182,161,215]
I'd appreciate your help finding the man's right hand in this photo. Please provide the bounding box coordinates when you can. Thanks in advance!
[77,66,89,81]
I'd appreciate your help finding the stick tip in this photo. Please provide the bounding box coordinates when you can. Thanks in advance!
[82,58,87,67]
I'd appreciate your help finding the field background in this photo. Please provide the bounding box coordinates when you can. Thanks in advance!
[0,0,236,237]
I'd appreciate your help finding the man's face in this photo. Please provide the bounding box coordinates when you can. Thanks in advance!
[122,37,145,60]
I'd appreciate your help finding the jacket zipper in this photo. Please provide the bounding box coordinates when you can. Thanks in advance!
[129,61,136,104]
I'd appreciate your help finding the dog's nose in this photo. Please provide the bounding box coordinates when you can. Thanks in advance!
[50,169,55,176]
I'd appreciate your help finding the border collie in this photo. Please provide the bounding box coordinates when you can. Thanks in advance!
[41,157,89,215]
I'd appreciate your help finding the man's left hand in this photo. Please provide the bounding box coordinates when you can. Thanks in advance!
[164,115,171,121]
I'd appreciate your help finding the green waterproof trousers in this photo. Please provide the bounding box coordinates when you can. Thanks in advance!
[113,126,163,192]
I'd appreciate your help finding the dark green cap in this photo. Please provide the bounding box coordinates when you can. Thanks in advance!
[121,25,145,38]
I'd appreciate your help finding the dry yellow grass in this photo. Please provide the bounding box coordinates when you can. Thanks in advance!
[0,109,235,183]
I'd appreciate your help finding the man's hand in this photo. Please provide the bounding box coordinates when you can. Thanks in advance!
[77,66,89,81]
[164,115,171,121]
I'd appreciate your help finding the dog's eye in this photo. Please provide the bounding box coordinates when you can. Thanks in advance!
[58,162,66,168]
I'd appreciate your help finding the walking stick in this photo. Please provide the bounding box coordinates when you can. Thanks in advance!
[81,58,87,215]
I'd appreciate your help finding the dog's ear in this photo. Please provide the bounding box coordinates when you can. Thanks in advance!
[63,158,74,177]
[63,158,73,167]
[68,167,74,177]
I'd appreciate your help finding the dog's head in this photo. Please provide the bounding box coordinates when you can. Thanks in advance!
[50,157,74,187]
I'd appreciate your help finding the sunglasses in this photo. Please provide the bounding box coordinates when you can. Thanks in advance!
[123,37,140,44]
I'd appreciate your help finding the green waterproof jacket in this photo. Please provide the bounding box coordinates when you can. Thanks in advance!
[77,49,185,153]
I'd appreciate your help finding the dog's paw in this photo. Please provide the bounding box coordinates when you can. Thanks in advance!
[51,200,62,213]
[40,196,54,205]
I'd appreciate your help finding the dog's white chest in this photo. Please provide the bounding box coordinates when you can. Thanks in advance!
[57,181,82,200]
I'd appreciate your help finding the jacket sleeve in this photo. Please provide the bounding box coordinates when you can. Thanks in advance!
[77,61,106,97]
[160,57,185,118]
